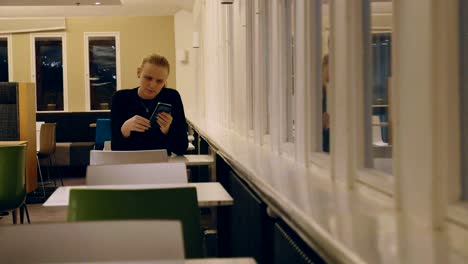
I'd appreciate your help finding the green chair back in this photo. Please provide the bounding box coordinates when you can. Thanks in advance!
[67,187,203,258]
[0,145,26,211]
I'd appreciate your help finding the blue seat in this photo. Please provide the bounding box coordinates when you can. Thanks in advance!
[94,118,111,150]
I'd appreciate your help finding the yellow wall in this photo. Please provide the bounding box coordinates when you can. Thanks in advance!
[11,16,176,112]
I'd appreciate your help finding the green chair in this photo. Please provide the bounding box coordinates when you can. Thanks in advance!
[0,145,30,224]
[67,187,203,258]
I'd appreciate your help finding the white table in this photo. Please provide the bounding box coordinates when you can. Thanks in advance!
[62,258,256,264]
[170,154,217,182]
[170,154,215,166]
[43,182,233,208]
[186,258,256,264]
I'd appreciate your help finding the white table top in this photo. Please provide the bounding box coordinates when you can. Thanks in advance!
[61,258,256,264]
[43,182,233,208]
[170,154,214,166]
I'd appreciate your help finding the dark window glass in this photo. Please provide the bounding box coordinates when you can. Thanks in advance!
[88,37,117,110]
[372,33,391,144]
[0,39,8,82]
[364,1,393,175]
[460,0,468,198]
[35,38,64,111]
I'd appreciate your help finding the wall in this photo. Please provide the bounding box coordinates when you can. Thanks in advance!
[10,16,176,112]
[174,10,196,117]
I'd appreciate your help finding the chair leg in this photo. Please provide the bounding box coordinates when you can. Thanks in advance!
[12,209,17,224]
[21,203,30,224]
[20,205,24,224]
[51,154,64,186]
[47,156,56,187]
[36,155,46,197]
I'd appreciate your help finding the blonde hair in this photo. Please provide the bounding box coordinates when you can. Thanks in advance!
[140,53,170,73]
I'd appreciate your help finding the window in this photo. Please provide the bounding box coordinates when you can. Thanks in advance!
[0,36,11,82]
[321,1,331,153]
[363,1,393,175]
[286,0,296,143]
[247,0,255,133]
[84,33,120,111]
[264,0,272,136]
[31,34,67,111]
[460,0,468,199]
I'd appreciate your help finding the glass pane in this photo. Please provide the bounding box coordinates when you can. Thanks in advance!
[88,37,117,111]
[286,0,296,143]
[321,1,330,153]
[264,0,271,135]
[35,37,64,111]
[460,0,468,198]
[365,1,393,174]
[248,1,255,131]
[0,38,8,82]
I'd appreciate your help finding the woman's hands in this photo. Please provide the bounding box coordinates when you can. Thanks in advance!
[157,112,173,135]
[121,115,150,138]
[120,113,173,137]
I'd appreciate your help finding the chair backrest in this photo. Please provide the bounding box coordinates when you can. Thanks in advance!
[67,188,203,258]
[89,149,169,165]
[36,121,45,151]
[86,162,188,185]
[95,118,111,150]
[0,145,26,211]
[103,140,111,151]
[38,123,56,155]
[0,220,185,262]
[371,115,386,145]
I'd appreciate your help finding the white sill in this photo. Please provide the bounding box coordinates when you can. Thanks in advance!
[447,202,468,229]
[86,109,111,112]
[356,168,395,197]
[36,110,67,113]
[309,152,331,170]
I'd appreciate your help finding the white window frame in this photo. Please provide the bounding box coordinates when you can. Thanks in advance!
[446,0,467,229]
[307,0,332,169]
[83,32,121,112]
[245,0,255,139]
[0,34,13,81]
[279,0,296,158]
[30,32,68,112]
[351,0,395,196]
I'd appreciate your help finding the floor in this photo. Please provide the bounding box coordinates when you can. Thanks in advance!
[0,177,85,225]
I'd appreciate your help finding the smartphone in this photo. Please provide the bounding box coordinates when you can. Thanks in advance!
[150,102,172,125]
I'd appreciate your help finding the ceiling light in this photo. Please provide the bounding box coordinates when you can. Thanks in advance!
[95,2,101,5]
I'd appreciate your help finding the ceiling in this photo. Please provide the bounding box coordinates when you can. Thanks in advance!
[0,0,194,17]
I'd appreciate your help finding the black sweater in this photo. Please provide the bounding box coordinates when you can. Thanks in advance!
[111,87,188,155]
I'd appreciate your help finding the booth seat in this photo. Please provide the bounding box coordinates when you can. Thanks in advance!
[36,112,111,167]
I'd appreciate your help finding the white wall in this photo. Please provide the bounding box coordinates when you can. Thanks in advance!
[174,10,196,117]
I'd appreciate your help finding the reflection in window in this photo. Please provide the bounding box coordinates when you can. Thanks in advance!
[372,33,391,144]
[264,0,271,135]
[247,0,255,131]
[365,1,393,174]
[35,37,64,111]
[460,0,468,198]
[0,38,8,82]
[286,0,296,143]
[87,36,117,111]
[321,2,330,153]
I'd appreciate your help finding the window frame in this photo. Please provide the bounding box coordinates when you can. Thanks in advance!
[30,32,68,112]
[353,0,395,196]
[279,0,296,158]
[308,0,332,169]
[0,34,13,82]
[83,32,121,112]
[446,0,466,226]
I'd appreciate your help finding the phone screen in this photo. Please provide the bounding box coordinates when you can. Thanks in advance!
[150,102,172,125]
